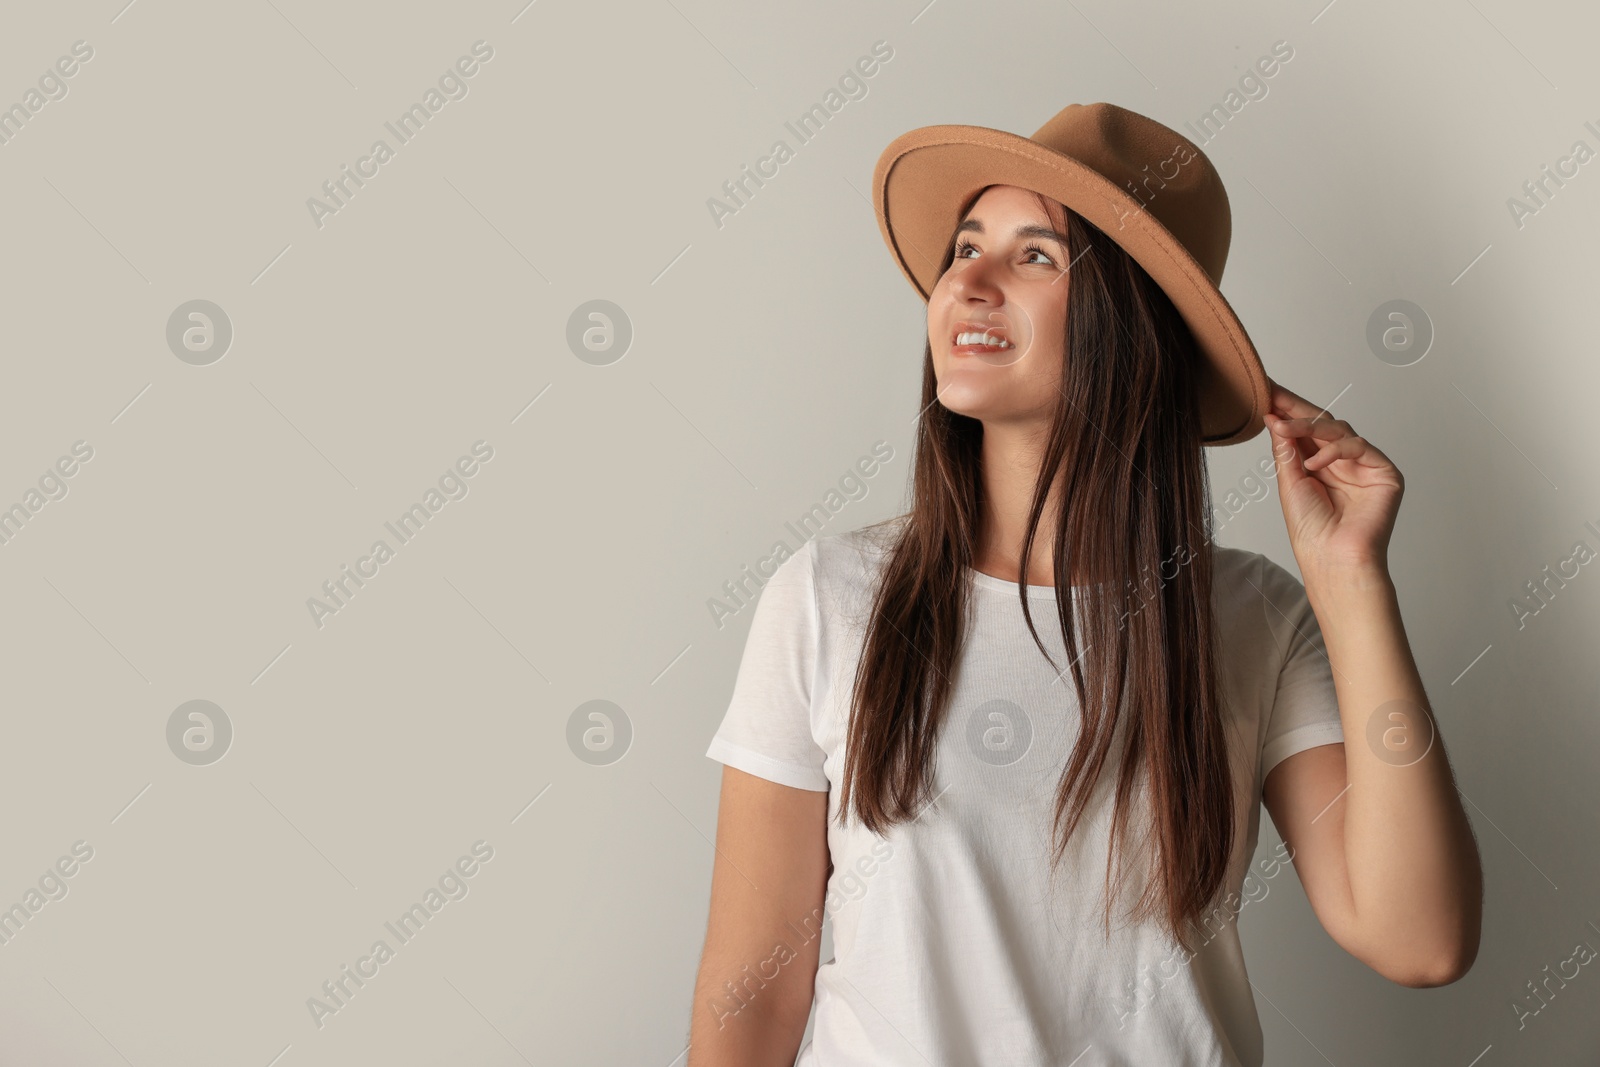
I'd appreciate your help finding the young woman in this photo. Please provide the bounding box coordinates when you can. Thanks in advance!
[691,103,1482,1066]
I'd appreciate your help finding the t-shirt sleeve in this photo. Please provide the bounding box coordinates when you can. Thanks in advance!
[1255,553,1346,784]
[704,541,830,792]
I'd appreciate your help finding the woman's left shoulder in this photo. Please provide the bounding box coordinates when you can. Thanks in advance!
[1206,543,1321,664]
[1206,544,1279,628]
[1205,543,1262,591]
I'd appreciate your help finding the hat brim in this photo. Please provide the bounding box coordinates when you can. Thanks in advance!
[872,123,1268,447]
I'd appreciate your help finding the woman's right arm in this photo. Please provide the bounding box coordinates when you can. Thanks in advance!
[689,765,831,1066]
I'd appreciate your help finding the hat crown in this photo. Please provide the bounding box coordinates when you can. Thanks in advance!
[1029,103,1232,284]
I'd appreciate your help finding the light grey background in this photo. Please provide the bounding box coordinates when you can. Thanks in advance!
[0,0,1595,1064]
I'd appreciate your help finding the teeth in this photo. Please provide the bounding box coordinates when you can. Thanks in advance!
[956,331,1013,348]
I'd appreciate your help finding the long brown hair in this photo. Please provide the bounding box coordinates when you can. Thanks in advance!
[840,190,1232,954]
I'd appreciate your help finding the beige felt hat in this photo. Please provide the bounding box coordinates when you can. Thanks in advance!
[872,101,1269,446]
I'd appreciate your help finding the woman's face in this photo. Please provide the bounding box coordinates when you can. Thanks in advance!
[927,184,1071,425]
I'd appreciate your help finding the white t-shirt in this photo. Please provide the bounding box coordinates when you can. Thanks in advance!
[705,523,1346,1067]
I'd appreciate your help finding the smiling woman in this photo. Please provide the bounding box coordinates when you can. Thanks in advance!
[692,102,1482,1067]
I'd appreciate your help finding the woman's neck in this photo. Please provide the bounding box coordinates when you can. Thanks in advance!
[975,430,1103,586]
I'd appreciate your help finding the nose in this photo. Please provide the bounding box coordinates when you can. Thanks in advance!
[947,254,1003,306]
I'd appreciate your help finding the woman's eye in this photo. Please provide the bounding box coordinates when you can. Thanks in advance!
[951,240,1057,266]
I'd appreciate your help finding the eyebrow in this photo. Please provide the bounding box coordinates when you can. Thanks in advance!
[955,217,1070,247]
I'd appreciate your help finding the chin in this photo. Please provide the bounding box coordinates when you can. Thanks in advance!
[931,382,998,420]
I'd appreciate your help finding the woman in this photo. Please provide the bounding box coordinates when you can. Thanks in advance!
[691,103,1482,1066]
